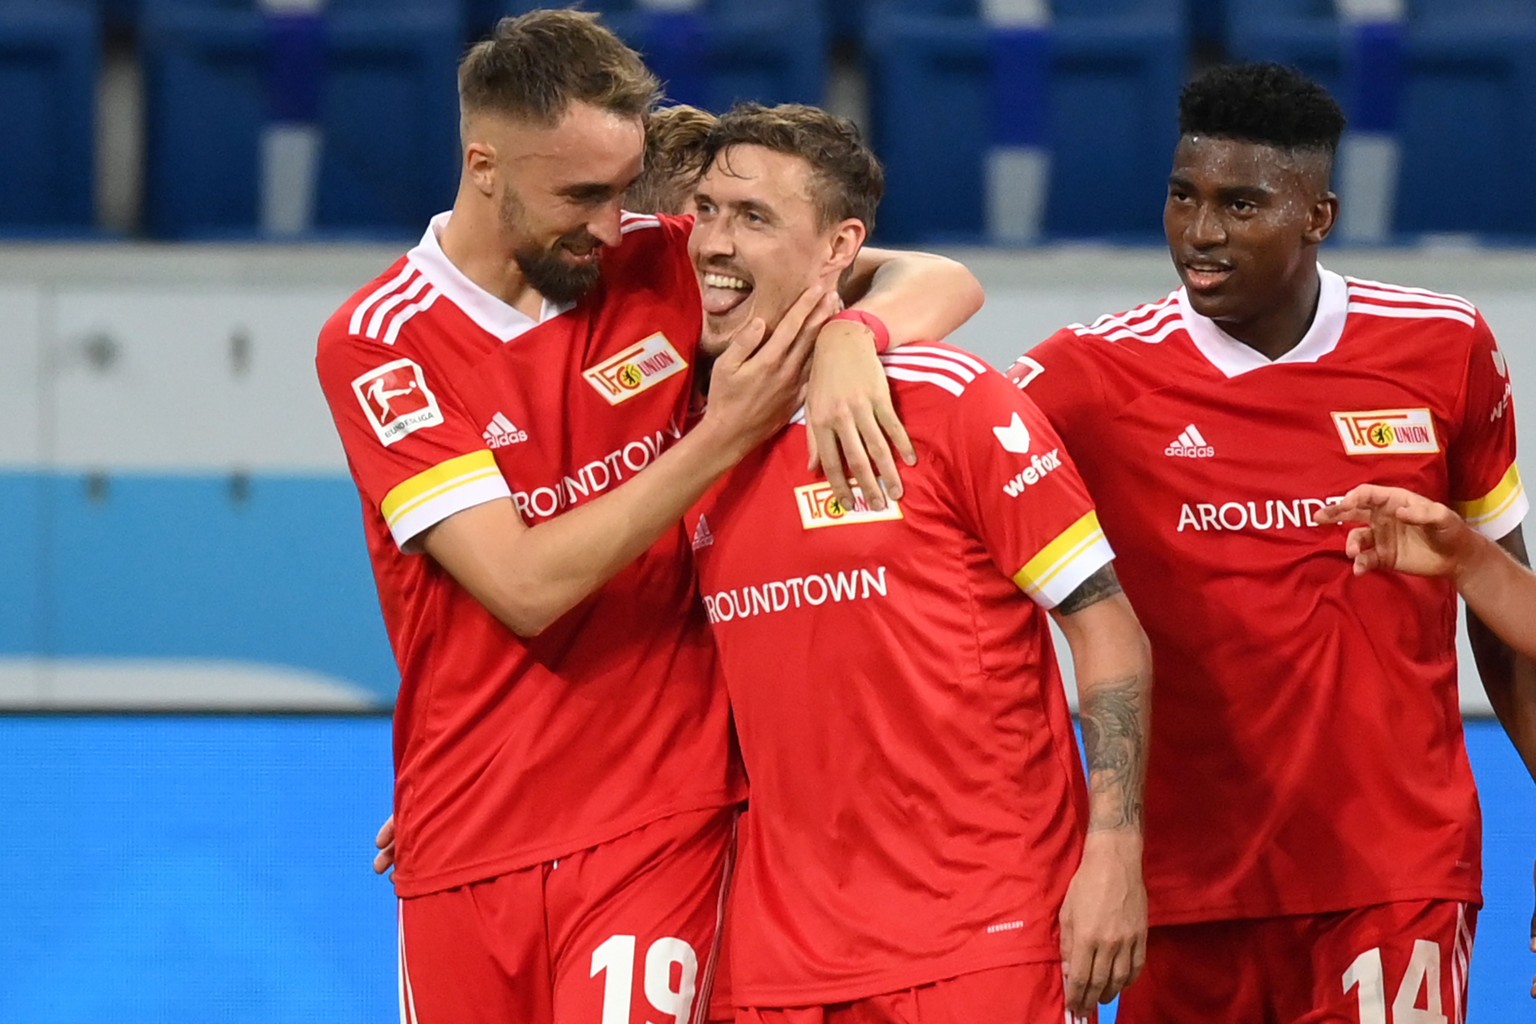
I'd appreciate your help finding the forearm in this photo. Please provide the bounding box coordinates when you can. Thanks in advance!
[1077,649,1152,835]
[1468,529,1536,780]
[843,248,983,346]
[427,421,743,636]
[1461,539,1536,664]
[1059,591,1152,835]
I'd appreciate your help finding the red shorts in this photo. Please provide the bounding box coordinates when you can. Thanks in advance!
[398,806,735,1024]
[734,962,1096,1024]
[1116,899,1477,1024]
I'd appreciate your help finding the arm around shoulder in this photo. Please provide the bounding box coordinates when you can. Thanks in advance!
[844,247,984,347]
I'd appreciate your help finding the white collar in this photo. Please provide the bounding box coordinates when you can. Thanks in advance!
[406,211,576,342]
[1179,263,1348,378]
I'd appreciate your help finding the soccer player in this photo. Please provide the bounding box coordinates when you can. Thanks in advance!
[316,11,981,1024]
[1011,62,1536,1021]
[686,102,1152,1023]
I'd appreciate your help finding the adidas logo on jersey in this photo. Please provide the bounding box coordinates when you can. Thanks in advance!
[692,515,715,550]
[1165,424,1215,458]
[483,412,528,448]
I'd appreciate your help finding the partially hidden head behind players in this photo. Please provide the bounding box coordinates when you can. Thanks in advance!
[1167,62,1346,356]
[627,103,718,216]
[690,102,886,356]
[455,10,661,302]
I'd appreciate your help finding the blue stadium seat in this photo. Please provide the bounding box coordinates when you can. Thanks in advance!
[1224,0,1347,98]
[1395,0,1536,236]
[98,0,140,34]
[487,1,828,110]
[864,0,1186,243]
[1227,0,1536,240]
[140,0,465,239]
[0,0,98,233]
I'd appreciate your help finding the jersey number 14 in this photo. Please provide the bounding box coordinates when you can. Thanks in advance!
[1343,941,1453,1024]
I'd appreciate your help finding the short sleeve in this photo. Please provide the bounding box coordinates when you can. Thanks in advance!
[316,327,510,550]
[1448,313,1527,540]
[1006,328,1103,448]
[940,367,1113,609]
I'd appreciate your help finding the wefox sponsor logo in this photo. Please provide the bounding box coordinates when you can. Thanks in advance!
[703,566,890,624]
[512,419,683,521]
[1002,449,1063,498]
[1177,495,1345,532]
[583,333,689,404]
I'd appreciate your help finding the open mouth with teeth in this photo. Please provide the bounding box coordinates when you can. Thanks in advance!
[700,270,753,317]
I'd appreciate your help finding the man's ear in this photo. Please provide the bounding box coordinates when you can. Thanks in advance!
[464,136,497,197]
[1305,191,1338,247]
[826,218,868,276]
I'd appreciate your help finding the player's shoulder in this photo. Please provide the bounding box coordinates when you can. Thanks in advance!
[320,254,436,350]
[1064,289,1185,351]
[317,253,446,380]
[608,210,690,264]
[1342,274,1485,341]
[880,340,1002,403]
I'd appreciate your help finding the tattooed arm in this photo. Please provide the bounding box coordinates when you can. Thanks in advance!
[1050,564,1153,1014]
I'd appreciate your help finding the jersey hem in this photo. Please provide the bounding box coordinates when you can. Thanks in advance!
[1146,881,1484,927]
[731,943,1059,1008]
[391,788,747,898]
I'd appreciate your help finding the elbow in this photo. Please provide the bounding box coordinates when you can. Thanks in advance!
[933,257,984,319]
[957,267,986,320]
[485,591,564,639]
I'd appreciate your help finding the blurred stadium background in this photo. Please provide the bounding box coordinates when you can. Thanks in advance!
[2,0,1534,1020]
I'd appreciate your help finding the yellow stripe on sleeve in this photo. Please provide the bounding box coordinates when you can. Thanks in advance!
[1013,511,1105,597]
[1454,462,1524,527]
[382,450,503,529]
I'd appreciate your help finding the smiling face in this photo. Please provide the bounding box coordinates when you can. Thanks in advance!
[1164,134,1337,350]
[689,144,862,356]
[473,101,646,303]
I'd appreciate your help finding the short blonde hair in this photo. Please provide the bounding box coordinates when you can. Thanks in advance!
[627,104,717,214]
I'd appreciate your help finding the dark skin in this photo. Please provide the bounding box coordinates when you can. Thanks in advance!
[1465,530,1536,997]
[1169,132,1536,992]
[1164,134,1336,361]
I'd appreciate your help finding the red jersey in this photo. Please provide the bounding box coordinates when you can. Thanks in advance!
[687,343,1112,1005]
[1015,266,1525,925]
[316,211,741,898]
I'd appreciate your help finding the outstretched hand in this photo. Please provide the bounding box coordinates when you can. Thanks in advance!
[1316,484,1478,579]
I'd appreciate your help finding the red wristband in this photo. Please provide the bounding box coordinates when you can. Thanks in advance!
[830,309,891,354]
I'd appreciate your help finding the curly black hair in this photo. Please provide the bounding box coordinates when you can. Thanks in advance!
[1179,63,1346,155]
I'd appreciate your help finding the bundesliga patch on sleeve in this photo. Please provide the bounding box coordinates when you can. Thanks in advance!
[583,333,689,404]
[1330,408,1440,455]
[795,482,903,529]
[352,357,444,446]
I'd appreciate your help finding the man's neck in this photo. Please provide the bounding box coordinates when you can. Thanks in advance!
[438,194,547,320]
[1222,264,1322,362]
